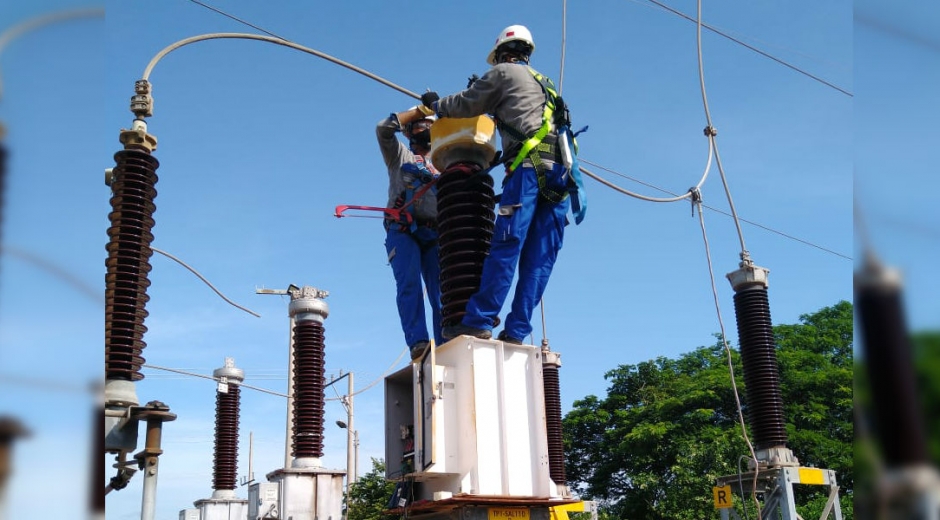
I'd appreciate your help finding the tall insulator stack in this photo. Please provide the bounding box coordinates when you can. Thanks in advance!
[855,257,928,467]
[288,287,330,465]
[541,349,566,490]
[104,83,160,409]
[437,164,496,328]
[212,358,244,494]
[430,116,500,330]
[726,264,797,465]
[191,358,249,520]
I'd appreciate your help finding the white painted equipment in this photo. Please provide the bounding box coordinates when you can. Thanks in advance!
[385,336,562,501]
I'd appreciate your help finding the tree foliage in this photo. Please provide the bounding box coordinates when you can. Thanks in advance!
[347,458,397,520]
[563,301,853,519]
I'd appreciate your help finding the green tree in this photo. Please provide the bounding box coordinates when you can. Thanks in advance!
[347,458,397,520]
[564,301,853,519]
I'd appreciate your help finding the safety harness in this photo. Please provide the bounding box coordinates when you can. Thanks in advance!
[497,67,587,223]
[387,155,438,233]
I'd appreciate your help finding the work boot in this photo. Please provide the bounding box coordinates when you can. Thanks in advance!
[441,324,492,340]
[410,341,430,360]
[497,331,523,345]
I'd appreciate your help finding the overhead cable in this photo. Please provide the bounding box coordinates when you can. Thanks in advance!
[643,0,852,97]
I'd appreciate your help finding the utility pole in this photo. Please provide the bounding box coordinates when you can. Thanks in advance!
[329,371,356,494]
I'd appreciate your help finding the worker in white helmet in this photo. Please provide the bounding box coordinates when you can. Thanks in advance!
[414,24,585,345]
[376,107,443,360]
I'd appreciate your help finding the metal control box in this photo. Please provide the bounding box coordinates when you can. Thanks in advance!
[247,482,280,519]
[385,336,557,500]
[179,509,200,520]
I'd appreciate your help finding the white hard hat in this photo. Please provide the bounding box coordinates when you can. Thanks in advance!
[486,25,535,66]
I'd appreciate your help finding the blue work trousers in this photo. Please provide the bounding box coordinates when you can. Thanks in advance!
[385,225,443,347]
[462,163,569,340]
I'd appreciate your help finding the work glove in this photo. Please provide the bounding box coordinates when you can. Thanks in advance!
[420,90,439,113]
[467,74,480,88]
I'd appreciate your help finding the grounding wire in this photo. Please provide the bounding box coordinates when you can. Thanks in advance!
[141,32,419,100]
[151,246,261,318]
[642,0,852,97]
[0,7,104,102]
[693,197,762,517]
[579,159,851,260]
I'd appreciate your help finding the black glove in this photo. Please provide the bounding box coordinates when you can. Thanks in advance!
[420,91,439,109]
[467,74,480,88]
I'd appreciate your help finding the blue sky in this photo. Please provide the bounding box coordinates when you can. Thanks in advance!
[4,0,925,518]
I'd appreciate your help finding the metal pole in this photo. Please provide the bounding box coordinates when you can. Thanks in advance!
[347,372,355,486]
[353,430,359,483]
[139,416,164,520]
[285,315,295,468]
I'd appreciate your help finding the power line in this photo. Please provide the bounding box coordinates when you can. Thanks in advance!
[642,0,852,97]
[580,158,852,261]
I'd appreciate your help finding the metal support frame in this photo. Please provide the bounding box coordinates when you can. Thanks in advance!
[716,466,842,520]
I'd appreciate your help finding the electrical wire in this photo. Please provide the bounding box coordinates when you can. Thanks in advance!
[580,138,712,203]
[326,346,409,402]
[0,245,102,302]
[187,0,288,40]
[142,363,288,398]
[142,32,419,100]
[151,247,261,318]
[693,0,748,260]
[579,159,851,260]
[641,0,852,97]
[0,7,104,101]
[693,198,762,518]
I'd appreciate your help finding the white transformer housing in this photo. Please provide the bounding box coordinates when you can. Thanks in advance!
[179,509,201,520]
[386,336,558,500]
[194,496,248,520]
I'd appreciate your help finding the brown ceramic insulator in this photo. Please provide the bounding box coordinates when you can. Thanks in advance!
[436,163,495,327]
[732,287,788,450]
[857,280,929,467]
[105,149,159,382]
[542,364,566,485]
[292,319,326,459]
[212,384,240,490]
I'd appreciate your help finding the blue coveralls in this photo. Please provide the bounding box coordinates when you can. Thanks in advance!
[461,163,569,341]
[377,114,444,349]
[435,62,574,342]
[385,222,443,348]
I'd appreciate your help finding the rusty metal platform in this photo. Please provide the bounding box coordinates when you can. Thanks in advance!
[385,495,582,518]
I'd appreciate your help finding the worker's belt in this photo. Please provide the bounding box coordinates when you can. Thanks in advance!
[414,219,437,230]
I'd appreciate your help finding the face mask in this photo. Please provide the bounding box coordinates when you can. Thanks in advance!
[410,129,431,150]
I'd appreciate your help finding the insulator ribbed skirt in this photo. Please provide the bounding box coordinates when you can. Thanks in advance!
[437,163,495,328]
[542,364,566,485]
[857,282,928,466]
[105,149,159,381]
[213,385,240,490]
[732,287,788,450]
[292,320,326,458]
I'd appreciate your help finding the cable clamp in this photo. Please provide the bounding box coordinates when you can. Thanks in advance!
[688,187,702,217]
[703,126,718,137]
